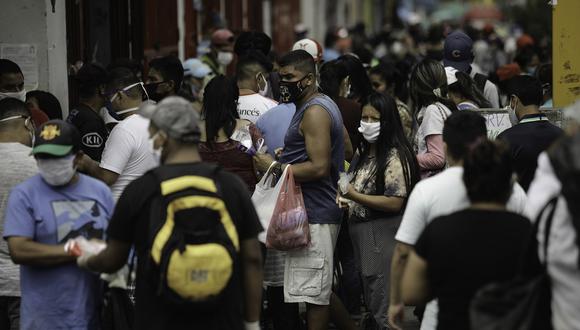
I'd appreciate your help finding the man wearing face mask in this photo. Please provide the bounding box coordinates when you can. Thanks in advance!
[144,56,184,103]
[77,96,264,330]
[78,68,157,201]
[0,59,49,128]
[236,50,277,123]
[0,98,38,330]
[3,120,114,330]
[253,50,352,330]
[497,75,563,191]
[201,28,235,76]
[66,63,109,161]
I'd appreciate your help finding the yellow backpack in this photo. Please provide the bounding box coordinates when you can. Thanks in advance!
[148,165,239,305]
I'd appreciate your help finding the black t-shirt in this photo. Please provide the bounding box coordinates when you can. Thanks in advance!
[107,162,263,330]
[498,113,563,191]
[66,104,108,161]
[414,209,532,330]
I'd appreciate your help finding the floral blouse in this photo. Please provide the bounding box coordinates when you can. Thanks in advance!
[348,148,408,220]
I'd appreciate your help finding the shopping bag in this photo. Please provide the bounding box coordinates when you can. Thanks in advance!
[252,163,288,243]
[266,165,310,250]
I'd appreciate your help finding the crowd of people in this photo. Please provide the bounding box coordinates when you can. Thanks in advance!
[0,19,578,330]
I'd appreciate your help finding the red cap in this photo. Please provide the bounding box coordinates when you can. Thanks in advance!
[496,63,522,81]
[517,34,534,50]
[211,29,234,46]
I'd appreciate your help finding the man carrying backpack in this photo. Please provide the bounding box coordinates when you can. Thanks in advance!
[77,97,264,330]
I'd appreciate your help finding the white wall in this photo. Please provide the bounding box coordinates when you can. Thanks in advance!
[0,0,68,116]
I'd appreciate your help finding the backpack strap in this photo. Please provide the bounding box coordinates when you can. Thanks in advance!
[474,73,488,94]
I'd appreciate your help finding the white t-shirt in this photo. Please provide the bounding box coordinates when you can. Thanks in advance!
[414,103,452,156]
[237,93,278,123]
[100,114,157,201]
[395,166,528,330]
[526,153,580,330]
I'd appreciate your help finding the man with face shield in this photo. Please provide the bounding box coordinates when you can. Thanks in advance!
[4,120,114,330]
[77,96,264,330]
[0,98,38,330]
[182,58,213,112]
[78,67,157,201]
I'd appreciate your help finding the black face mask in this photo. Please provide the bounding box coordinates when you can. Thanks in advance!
[279,74,310,103]
[144,82,167,102]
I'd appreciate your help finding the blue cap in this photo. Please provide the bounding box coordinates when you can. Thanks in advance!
[443,31,473,73]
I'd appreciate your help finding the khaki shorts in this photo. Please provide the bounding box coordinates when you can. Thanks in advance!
[283,223,340,305]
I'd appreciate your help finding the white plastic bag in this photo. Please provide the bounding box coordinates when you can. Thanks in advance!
[251,163,289,243]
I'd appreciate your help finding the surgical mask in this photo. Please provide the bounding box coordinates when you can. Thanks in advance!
[358,121,381,143]
[0,88,27,102]
[37,155,77,186]
[279,75,310,103]
[217,51,234,66]
[257,73,269,97]
[147,132,162,166]
[0,115,34,146]
[506,97,519,126]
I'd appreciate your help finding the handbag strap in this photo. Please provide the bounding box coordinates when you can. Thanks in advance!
[536,197,559,265]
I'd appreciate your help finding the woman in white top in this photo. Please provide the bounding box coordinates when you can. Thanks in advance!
[445,66,492,111]
[410,59,457,178]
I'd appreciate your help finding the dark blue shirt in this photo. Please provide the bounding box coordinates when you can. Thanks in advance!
[498,113,563,191]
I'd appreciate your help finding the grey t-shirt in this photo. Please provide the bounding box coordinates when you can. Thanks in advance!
[0,142,37,296]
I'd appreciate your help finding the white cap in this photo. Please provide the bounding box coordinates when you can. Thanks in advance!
[445,66,459,85]
[292,38,323,62]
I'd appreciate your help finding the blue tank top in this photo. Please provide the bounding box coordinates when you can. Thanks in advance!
[279,94,344,224]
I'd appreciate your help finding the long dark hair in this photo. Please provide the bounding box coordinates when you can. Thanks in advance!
[353,92,420,199]
[409,59,457,114]
[336,54,373,101]
[449,71,491,108]
[202,75,239,148]
[319,60,349,102]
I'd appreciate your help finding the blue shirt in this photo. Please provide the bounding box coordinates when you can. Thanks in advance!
[3,174,114,330]
[256,103,295,157]
[279,94,344,224]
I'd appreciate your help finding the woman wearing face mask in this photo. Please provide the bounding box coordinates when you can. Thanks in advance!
[410,59,457,178]
[340,92,420,329]
[198,75,264,192]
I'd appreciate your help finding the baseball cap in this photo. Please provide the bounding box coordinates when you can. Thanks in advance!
[31,120,81,156]
[292,38,323,62]
[139,96,201,143]
[211,29,235,46]
[443,31,474,73]
[183,58,212,78]
[445,66,459,85]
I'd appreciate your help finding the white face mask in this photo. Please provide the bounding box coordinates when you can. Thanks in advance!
[257,73,269,97]
[148,132,162,166]
[0,89,27,102]
[358,121,381,143]
[506,97,519,126]
[37,155,77,186]
[217,51,234,66]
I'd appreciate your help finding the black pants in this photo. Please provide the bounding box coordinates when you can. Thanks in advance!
[266,286,301,330]
[335,218,363,315]
[0,296,20,330]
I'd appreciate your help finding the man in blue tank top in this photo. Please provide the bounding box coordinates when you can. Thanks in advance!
[254,50,353,330]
